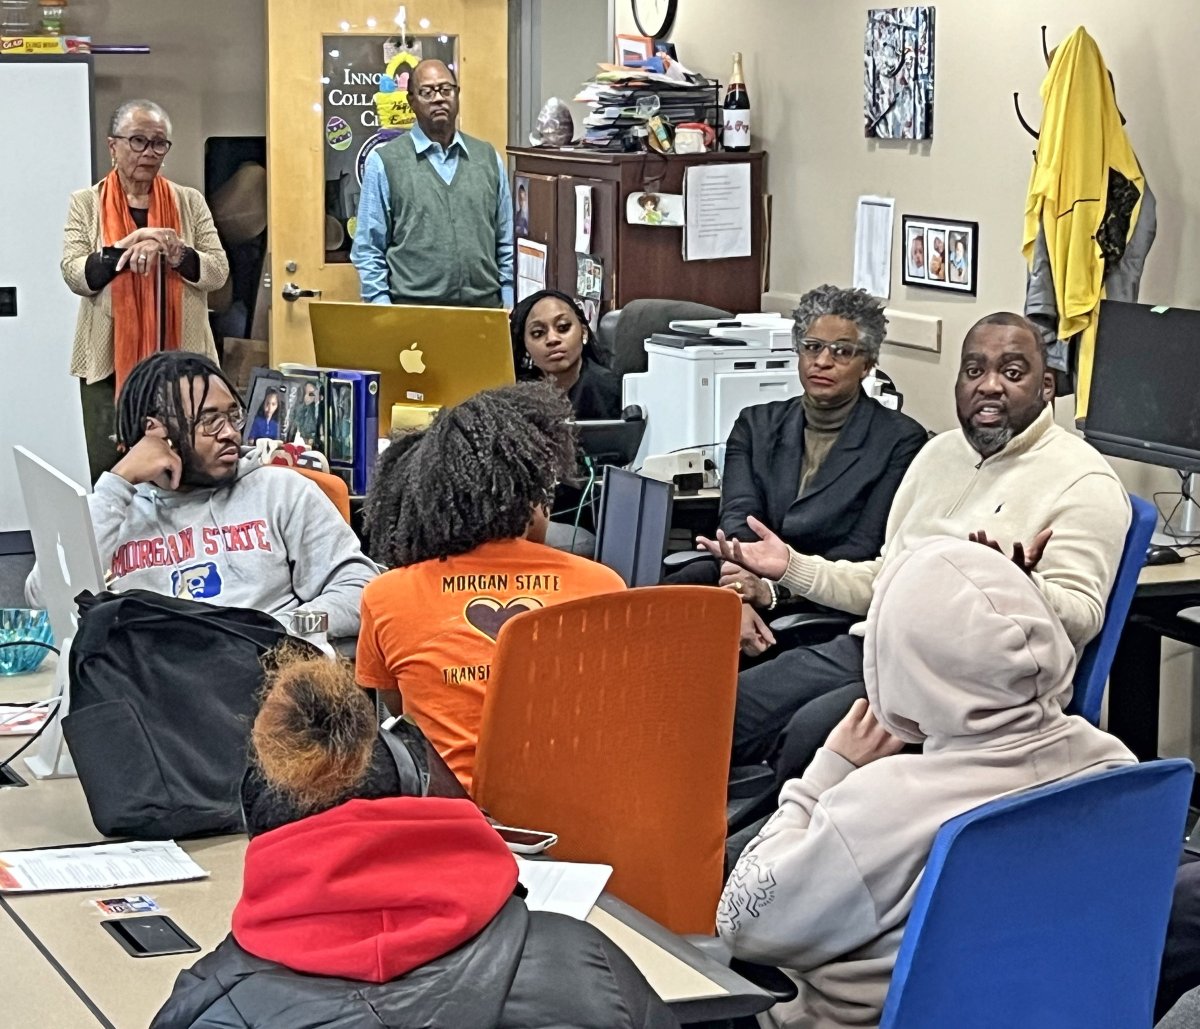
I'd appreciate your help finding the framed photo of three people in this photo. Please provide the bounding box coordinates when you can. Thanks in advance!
[902,215,978,296]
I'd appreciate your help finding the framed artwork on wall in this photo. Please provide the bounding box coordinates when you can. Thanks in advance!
[901,215,978,295]
[864,6,935,139]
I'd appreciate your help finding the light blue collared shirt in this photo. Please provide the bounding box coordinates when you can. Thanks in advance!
[350,124,514,308]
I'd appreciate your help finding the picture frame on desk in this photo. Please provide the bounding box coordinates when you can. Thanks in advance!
[244,369,289,445]
[615,33,653,66]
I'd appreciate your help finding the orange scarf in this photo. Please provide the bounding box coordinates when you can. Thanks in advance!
[100,169,184,391]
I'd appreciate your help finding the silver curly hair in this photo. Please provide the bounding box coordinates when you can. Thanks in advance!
[791,285,887,362]
[109,99,172,137]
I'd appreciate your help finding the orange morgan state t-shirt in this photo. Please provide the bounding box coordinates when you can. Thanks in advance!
[355,536,626,791]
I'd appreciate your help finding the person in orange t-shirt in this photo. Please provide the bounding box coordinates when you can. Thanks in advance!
[356,383,626,790]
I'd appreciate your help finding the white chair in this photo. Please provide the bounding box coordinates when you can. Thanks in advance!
[13,446,104,779]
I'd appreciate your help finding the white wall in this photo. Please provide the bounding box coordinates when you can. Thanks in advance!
[615,0,1200,755]
[535,0,610,139]
[0,60,93,531]
[71,0,266,190]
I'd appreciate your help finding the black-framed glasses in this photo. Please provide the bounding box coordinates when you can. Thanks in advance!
[796,339,866,364]
[192,407,246,438]
[112,134,173,156]
[415,84,459,100]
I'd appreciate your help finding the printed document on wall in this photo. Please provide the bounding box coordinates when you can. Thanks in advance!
[516,238,548,301]
[853,195,894,299]
[684,163,751,261]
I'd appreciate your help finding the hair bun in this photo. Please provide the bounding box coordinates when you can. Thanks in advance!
[251,650,377,814]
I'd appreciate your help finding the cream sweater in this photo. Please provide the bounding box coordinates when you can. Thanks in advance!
[61,181,229,383]
[719,538,1136,1028]
[779,405,1130,648]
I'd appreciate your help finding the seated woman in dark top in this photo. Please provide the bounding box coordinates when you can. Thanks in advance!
[669,285,927,655]
[510,289,622,421]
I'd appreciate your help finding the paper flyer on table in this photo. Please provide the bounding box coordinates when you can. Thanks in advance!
[0,840,208,893]
[516,857,612,920]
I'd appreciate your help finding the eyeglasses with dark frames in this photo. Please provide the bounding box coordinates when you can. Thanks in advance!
[414,84,459,100]
[112,135,173,156]
[192,407,247,438]
[796,339,866,364]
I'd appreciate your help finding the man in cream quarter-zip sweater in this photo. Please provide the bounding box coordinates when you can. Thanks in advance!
[699,312,1130,789]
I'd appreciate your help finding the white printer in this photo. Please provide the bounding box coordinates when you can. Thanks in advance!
[622,316,802,475]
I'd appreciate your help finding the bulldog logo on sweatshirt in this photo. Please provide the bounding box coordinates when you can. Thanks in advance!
[171,562,223,600]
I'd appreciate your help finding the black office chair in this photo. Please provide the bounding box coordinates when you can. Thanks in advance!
[598,299,732,378]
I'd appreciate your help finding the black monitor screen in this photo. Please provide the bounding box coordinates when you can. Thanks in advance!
[593,468,674,587]
[1085,300,1200,474]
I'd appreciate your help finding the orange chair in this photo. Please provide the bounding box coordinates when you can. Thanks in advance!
[293,466,351,524]
[473,586,741,935]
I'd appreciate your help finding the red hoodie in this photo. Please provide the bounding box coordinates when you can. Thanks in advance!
[232,796,519,983]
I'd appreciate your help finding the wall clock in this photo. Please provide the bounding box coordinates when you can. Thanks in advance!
[632,0,677,40]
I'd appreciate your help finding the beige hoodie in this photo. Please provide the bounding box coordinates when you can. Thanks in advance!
[717,537,1135,1029]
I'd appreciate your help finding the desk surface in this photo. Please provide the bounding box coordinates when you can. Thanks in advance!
[0,685,769,1026]
[1137,554,1200,597]
[0,900,99,1029]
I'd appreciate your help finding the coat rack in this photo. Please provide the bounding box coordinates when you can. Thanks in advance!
[1013,24,1127,141]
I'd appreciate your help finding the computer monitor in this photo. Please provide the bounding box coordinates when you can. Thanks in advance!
[1085,300,1200,474]
[575,417,647,470]
[593,467,674,588]
[308,301,514,434]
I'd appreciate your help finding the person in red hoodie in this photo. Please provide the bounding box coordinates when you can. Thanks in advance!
[150,652,677,1029]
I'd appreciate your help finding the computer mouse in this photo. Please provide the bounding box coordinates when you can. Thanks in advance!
[1146,545,1184,566]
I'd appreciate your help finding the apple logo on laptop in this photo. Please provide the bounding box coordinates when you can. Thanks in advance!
[399,342,426,374]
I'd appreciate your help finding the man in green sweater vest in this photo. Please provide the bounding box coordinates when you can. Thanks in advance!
[351,60,514,309]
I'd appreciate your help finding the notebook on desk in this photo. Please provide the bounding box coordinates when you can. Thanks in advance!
[309,302,515,433]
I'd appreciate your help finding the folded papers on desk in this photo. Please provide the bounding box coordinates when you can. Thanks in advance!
[516,857,612,919]
[0,840,208,892]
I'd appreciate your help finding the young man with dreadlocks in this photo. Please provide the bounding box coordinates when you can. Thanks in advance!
[356,382,624,790]
[27,351,376,637]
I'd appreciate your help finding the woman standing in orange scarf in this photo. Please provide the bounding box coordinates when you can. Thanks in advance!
[62,99,228,482]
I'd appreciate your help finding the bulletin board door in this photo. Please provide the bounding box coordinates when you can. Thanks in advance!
[264,0,508,366]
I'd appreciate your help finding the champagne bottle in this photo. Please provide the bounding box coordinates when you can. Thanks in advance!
[722,51,751,152]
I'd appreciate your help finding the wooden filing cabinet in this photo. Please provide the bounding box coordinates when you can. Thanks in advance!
[508,147,766,315]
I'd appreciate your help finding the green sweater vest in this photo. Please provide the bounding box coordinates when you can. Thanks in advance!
[377,132,501,308]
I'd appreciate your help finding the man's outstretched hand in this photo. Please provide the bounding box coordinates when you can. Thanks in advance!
[968,527,1053,575]
[696,515,790,581]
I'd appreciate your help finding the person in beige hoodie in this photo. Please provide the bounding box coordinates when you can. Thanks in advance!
[717,536,1135,1029]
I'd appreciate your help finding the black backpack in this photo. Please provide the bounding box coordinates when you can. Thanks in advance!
[63,590,319,839]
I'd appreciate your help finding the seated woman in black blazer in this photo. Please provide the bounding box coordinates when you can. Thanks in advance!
[672,285,927,654]
[510,289,622,421]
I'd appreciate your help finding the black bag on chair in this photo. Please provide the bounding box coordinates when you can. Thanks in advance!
[62,590,318,839]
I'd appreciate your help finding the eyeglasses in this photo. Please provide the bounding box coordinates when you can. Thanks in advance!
[796,339,866,364]
[414,84,459,100]
[192,407,246,438]
[112,134,173,156]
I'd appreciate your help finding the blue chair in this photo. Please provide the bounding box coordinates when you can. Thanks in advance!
[1067,494,1157,724]
[880,759,1193,1029]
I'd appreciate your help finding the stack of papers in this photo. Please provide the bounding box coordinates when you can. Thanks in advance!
[0,840,209,892]
[574,67,720,150]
